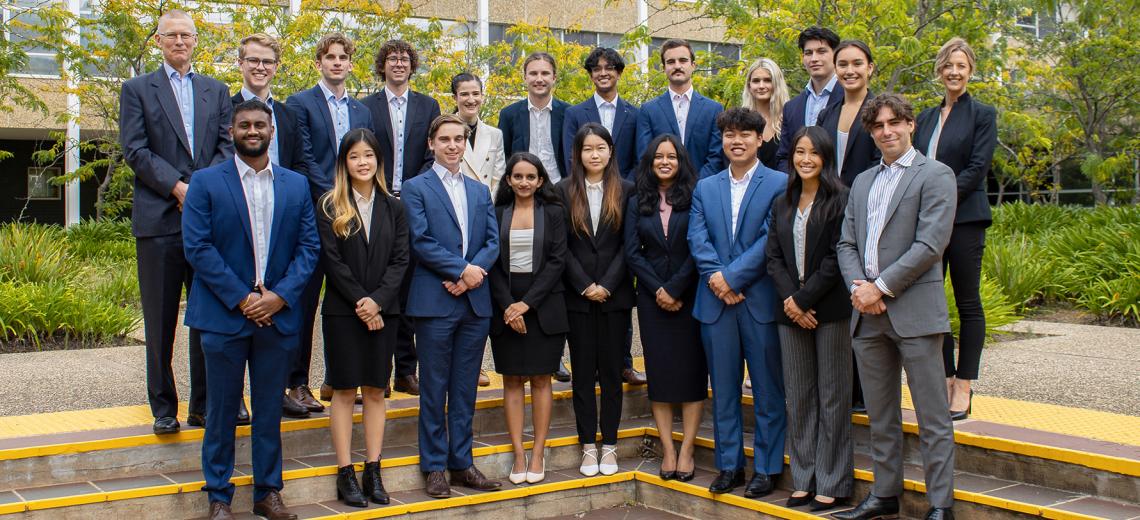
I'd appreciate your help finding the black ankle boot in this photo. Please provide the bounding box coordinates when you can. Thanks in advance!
[362,461,390,505]
[336,465,367,508]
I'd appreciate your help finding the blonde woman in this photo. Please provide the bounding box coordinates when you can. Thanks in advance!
[742,58,790,169]
[317,128,409,508]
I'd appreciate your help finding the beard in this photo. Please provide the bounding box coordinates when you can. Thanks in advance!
[235,137,270,158]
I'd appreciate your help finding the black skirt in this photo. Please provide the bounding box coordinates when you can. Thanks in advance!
[322,314,398,389]
[637,290,708,402]
[491,273,566,376]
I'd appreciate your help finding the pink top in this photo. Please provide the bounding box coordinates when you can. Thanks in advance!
[658,188,673,238]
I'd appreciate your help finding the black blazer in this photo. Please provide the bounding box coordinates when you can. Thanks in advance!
[229,92,312,177]
[499,98,570,176]
[765,189,852,325]
[622,193,697,302]
[816,92,881,187]
[914,92,997,225]
[557,178,635,313]
[775,84,844,173]
[317,193,410,316]
[490,201,570,336]
[360,89,441,192]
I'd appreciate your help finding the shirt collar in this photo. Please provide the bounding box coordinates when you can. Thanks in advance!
[352,188,375,205]
[384,86,409,105]
[668,86,694,101]
[235,155,273,179]
[585,177,604,190]
[880,146,917,170]
[593,92,618,109]
[318,80,347,103]
[730,160,760,186]
[164,62,194,80]
[433,161,463,181]
[240,86,273,106]
[527,97,553,113]
[806,75,838,97]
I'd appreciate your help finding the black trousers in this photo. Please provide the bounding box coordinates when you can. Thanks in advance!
[568,306,630,445]
[942,223,987,380]
[394,258,419,378]
[290,265,323,388]
[136,234,206,418]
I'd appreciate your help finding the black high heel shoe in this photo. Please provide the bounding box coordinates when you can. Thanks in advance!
[336,464,367,508]
[810,496,847,512]
[362,460,390,504]
[786,492,815,507]
[951,390,973,421]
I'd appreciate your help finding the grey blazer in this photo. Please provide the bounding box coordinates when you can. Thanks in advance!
[836,151,957,338]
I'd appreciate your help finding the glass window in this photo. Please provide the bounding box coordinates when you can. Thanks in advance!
[27,167,61,200]
[563,31,597,47]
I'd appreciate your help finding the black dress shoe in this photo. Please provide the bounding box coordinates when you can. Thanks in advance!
[553,363,572,383]
[675,470,695,482]
[424,471,450,498]
[786,492,815,507]
[707,469,744,494]
[743,472,776,498]
[281,394,310,419]
[186,413,205,428]
[236,400,251,426]
[362,461,390,504]
[811,496,847,512]
[335,465,367,508]
[925,507,954,520]
[153,416,180,435]
[659,469,677,481]
[832,494,899,520]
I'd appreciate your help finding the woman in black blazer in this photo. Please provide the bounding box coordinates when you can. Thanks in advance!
[816,40,881,187]
[559,123,634,478]
[489,153,569,486]
[623,134,707,482]
[913,38,998,421]
[766,126,854,510]
[317,129,409,508]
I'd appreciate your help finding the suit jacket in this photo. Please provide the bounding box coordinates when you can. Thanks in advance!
[913,92,997,225]
[836,151,957,338]
[181,160,320,336]
[317,193,409,316]
[499,98,570,177]
[775,85,844,173]
[490,201,570,336]
[360,89,441,191]
[120,67,234,237]
[229,92,312,177]
[461,120,507,196]
[285,85,374,200]
[401,167,499,318]
[765,189,852,325]
[687,164,787,324]
[623,193,698,302]
[562,96,640,179]
[816,92,881,187]
[557,178,635,313]
[636,90,725,179]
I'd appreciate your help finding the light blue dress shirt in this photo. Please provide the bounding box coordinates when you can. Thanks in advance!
[318,80,350,146]
[804,75,838,128]
[164,63,195,158]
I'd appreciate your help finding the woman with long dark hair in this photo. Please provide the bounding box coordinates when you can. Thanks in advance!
[766,126,853,511]
[489,153,569,485]
[558,123,635,477]
[317,128,409,507]
[816,40,881,187]
[623,134,706,481]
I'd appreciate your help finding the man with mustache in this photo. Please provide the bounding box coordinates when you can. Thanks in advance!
[636,39,725,179]
[182,100,320,520]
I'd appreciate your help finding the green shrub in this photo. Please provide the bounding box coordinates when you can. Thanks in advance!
[982,234,1056,311]
[0,223,71,284]
[989,202,1080,238]
[945,273,1021,344]
[65,219,135,261]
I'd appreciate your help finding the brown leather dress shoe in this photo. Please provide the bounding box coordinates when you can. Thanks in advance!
[478,370,491,387]
[394,375,420,395]
[622,368,647,385]
[281,394,310,419]
[289,386,325,413]
[319,384,333,401]
[450,465,502,491]
[208,501,234,520]
[252,490,297,520]
[424,471,450,498]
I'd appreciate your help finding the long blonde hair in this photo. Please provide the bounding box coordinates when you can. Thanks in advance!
[741,58,790,135]
[320,129,389,238]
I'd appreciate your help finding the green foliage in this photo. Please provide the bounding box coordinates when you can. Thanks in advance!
[64,219,135,261]
[946,273,1020,342]
[981,234,1055,312]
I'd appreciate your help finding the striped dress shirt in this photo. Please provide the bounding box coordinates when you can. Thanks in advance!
[862,146,917,297]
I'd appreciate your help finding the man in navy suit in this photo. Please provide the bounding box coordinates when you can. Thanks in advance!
[774,26,844,172]
[498,52,569,184]
[562,48,640,179]
[401,114,501,499]
[285,32,374,412]
[687,108,787,499]
[360,39,442,397]
[636,39,725,179]
[182,100,319,520]
[119,9,233,435]
[231,32,315,421]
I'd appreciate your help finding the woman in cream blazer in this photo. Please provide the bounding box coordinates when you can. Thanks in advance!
[452,72,507,196]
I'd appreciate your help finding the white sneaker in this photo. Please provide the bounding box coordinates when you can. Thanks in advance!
[599,444,619,475]
[579,445,599,476]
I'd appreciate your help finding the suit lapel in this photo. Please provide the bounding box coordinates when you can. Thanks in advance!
[518,108,531,151]
[657,93,682,136]
[735,167,765,239]
[311,86,338,151]
[612,99,630,142]
[220,162,254,258]
[266,172,287,260]
[683,93,702,145]
[374,93,395,150]
[463,121,490,177]
[533,203,546,272]
[717,173,733,244]
[151,70,192,157]
[191,74,212,161]
[464,178,481,258]
[498,204,513,271]
[424,172,461,232]
[883,156,921,227]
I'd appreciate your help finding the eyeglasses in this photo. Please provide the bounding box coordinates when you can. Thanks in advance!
[590,65,618,73]
[385,56,412,64]
[159,32,197,42]
[241,57,279,68]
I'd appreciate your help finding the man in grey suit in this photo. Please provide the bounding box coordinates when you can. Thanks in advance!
[120,9,233,435]
[833,93,957,520]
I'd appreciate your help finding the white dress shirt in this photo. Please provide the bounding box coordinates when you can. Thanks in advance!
[433,162,469,257]
[318,80,350,146]
[594,92,618,133]
[862,146,918,297]
[239,87,280,166]
[669,86,693,143]
[729,160,759,240]
[353,188,376,241]
[164,63,195,158]
[528,98,562,184]
[794,202,813,282]
[585,177,605,234]
[235,156,275,286]
[386,87,410,192]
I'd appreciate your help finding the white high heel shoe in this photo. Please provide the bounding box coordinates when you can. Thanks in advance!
[526,455,546,484]
[509,455,528,485]
[579,445,599,476]
[599,444,619,475]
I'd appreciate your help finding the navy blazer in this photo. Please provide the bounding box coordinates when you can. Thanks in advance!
[636,90,725,179]
[775,84,844,173]
[498,98,570,176]
[562,96,640,179]
[181,160,320,336]
[401,167,500,319]
[913,92,997,225]
[816,92,881,187]
[623,194,698,302]
[285,85,374,200]
[360,89,441,191]
[230,92,313,177]
[687,164,787,324]
[120,67,234,238]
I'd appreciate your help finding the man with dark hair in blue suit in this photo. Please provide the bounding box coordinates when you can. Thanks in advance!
[562,47,639,179]
[636,38,725,179]
[688,108,787,499]
[182,100,320,520]
[402,114,502,499]
[119,9,233,435]
[774,26,844,172]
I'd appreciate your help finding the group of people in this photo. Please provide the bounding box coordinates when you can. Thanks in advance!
[122,9,997,520]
